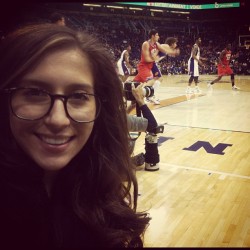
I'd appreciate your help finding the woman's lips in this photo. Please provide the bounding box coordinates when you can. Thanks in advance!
[38,134,73,145]
[35,133,75,152]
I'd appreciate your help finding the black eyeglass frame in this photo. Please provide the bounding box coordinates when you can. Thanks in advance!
[3,87,101,123]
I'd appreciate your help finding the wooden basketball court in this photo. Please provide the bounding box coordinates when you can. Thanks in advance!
[128,74,250,247]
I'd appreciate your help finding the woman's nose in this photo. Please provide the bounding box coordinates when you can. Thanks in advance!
[44,99,70,129]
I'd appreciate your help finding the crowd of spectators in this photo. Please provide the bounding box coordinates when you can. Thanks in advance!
[1,9,249,76]
[65,13,249,76]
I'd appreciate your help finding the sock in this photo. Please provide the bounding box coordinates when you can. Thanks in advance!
[153,80,161,92]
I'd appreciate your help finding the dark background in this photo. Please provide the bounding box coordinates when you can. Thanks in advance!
[0,1,249,35]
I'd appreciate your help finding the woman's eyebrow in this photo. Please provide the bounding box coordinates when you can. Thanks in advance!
[18,79,94,91]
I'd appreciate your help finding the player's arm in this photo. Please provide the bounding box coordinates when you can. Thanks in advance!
[231,52,239,60]
[155,43,180,62]
[200,56,208,61]
[142,41,156,62]
[157,42,180,56]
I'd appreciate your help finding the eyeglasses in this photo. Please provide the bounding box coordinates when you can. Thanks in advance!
[4,87,101,123]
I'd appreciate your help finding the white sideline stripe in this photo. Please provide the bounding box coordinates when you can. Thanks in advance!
[159,162,250,180]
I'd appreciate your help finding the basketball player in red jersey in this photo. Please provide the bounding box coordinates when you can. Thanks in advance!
[208,43,239,90]
[133,29,179,104]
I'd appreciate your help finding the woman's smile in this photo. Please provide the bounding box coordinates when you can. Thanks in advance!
[36,133,74,146]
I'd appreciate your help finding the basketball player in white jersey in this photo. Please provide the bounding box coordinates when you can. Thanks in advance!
[186,37,207,94]
[117,44,133,83]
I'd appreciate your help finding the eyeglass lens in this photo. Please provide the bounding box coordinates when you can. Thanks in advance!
[10,88,99,122]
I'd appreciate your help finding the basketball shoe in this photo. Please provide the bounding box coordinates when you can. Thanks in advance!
[146,95,160,105]
[232,85,240,90]
[207,82,213,90]
[185,87,193,94]
[194,86,202,94]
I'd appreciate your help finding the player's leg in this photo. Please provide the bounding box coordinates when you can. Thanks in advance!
[133,66,160,104]
[191,59,202,94]
[208,63,224,87]
[207,63,223,90]
[186,58,195,93]
[231,73,240,90]
[146,63,162,104]
[210,75,222,85]
[186,75,194,94]
[194,76,201,93]
[152,63,162,100]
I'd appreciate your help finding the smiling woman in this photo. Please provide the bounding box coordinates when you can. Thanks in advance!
[0,23,150,248]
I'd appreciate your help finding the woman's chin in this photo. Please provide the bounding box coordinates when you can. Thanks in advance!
[33,156,71,172]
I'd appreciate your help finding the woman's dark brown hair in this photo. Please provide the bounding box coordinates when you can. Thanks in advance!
[0,23,150,247]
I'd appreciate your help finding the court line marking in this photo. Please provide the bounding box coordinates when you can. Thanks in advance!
[159,162,250,180]
[161,123,250,134]
[128,94,206,115]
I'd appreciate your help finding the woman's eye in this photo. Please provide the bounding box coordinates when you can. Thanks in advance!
[71,93,90,101]
[24,89,46,96]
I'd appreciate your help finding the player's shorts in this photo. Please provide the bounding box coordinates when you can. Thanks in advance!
[217,64,233,76]
[117,61,130,76]
[133,62,162,82]
[152,63,162,78]
[133,63,153,82]
[188,58,199,77]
